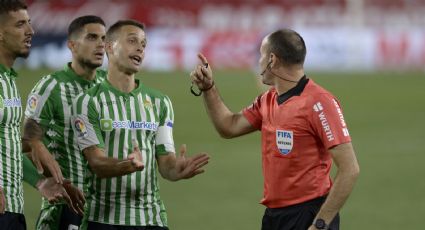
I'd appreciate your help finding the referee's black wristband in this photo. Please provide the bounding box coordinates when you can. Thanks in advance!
[190,81,214,97]
[200,81,215,92]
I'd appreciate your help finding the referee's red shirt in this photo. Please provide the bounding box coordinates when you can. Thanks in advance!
[242,78,351,208]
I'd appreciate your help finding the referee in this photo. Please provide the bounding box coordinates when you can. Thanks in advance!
[190,29,360,230]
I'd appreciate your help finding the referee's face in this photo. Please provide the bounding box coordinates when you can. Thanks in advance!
[0,9,34,59]
[72,23,106,69]
[259,36,273,86]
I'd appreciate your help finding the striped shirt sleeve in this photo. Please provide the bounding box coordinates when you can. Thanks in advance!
[25,75,57,127]
[72,93,104,151]
[155,95,175,155]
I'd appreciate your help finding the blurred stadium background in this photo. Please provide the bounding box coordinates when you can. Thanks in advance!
[14,0,425,229]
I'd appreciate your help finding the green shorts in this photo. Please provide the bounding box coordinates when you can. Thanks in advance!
[36,204,82,230]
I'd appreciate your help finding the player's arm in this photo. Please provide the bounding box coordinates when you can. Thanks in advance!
[309,142,359,229]
[23,77,64,183]
[23,118,64,183]
[22,153,84,215]
[190,53,256,138]
[72,94,142,178]
[0,186,4,214]
[157,145,209,181]
[82,144,144,178]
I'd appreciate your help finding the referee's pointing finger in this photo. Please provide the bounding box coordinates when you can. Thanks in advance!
[197,53,208,67]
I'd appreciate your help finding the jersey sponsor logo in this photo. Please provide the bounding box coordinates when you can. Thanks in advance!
[100,118,113,131]
[0,96,21,109]
[313,101,335,142]
[74,118,88,138]
[313,102,323,112]
[27,94,39,113]
[100,118,159,131]
[318,111,334,141]
[276,130,293,155]
[332,99,350,137]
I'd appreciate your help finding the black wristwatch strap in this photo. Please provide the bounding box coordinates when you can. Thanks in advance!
[314,218,328,229]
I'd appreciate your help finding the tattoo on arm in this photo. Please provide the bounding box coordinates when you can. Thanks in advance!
[23,119,45,142]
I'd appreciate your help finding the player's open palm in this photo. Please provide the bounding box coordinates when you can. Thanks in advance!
[175,144,210,180]
[36,177,79,214]
[127,139,144,171]
[63,179,85,216]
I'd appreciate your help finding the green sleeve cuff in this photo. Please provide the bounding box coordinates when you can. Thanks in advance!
[22,154,44,188]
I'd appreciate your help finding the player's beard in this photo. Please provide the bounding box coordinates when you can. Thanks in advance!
[78,57,102,70]
[15,49,30,59]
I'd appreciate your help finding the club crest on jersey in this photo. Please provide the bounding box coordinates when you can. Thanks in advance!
[27,94,39,113]
[143,100,152,110]
[276,130,293,155]
[74,118,88,138]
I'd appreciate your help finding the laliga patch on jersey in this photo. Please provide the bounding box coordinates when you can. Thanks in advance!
[27,94,39,114]
[74,118,88,138]
[276,130,293,155]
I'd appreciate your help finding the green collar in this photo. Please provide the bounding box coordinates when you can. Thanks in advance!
[102,78,143,97]
[63,63,99,85]
[0,63,18,79]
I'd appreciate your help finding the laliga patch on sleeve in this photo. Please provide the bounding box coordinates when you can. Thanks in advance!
[26,94,39,114]
[74,117,88,138]
[276,130,293,155]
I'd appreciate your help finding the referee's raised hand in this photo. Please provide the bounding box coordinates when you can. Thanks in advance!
[190,53,214,93]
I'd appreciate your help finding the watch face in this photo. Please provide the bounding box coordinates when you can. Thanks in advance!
[315,219,327,229]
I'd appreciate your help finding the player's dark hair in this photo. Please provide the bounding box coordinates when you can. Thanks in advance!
[267,29,306,65]
[0,0,27,16]
[68,15,105,39]
[106,19,145,42]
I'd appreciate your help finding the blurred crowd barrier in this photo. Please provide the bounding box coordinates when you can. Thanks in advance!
[22,0,425,72]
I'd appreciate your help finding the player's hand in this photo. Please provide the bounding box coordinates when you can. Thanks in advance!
[29,141,64,184]
[190,53,214,91]
[175,144,210,180]
[36,177,79,215]
[126,139,144,171]
[0,186,5,214]
[63,179,85,216]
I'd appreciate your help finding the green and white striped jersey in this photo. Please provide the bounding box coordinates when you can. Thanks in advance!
[72,79,175,227]
[0,64,24,214]
[25,64,106,202]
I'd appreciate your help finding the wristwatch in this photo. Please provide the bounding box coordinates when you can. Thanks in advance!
[313,218,328,229]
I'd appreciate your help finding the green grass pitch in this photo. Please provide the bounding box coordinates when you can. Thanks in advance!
[16,68,425,230]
